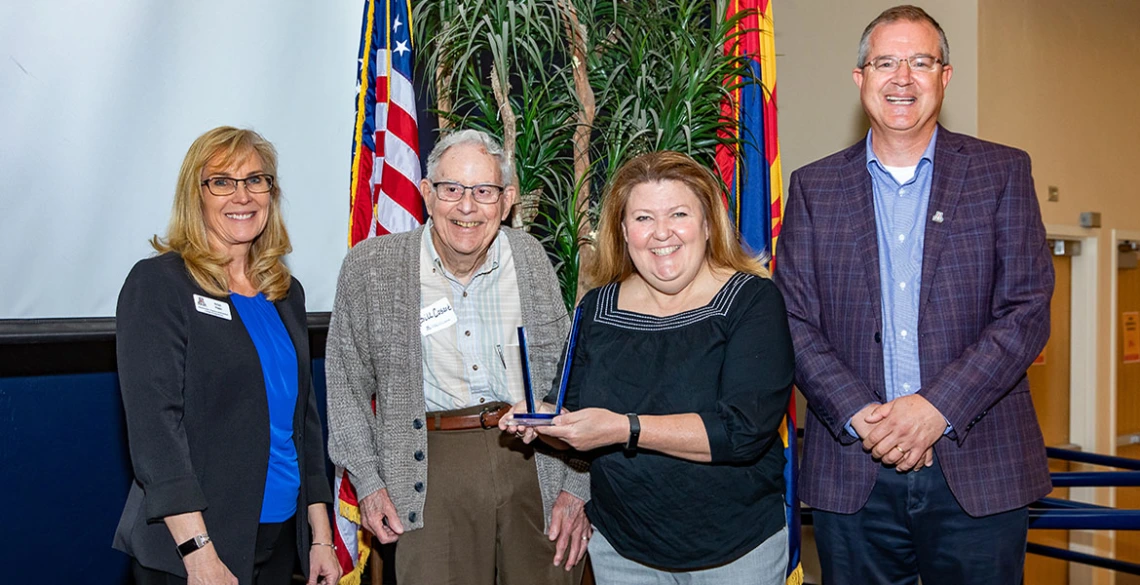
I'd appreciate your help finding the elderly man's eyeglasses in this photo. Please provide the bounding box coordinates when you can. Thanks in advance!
[432,181,505,204]
[201,174,275,196]
[862,55,943,73]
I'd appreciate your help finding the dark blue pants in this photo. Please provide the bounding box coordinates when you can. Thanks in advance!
[813,457,1028,585]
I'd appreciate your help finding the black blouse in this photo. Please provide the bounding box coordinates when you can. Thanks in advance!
[562,272,794,570]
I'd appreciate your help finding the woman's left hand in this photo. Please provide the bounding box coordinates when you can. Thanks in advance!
[307,541,342,585]
[536,408,628,451]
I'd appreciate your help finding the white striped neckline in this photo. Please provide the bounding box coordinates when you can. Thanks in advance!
[593,272,754,331]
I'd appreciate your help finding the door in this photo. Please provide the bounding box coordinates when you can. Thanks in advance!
[1026,249,1072,585]
[1118,243,1140,585]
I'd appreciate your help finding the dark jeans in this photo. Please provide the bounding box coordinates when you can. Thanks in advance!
[814,457,1028,585]
[132,516,297,585]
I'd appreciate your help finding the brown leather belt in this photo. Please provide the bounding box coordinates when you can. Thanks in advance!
[425,402,511,432]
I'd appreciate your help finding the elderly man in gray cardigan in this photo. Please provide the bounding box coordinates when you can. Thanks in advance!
[326,129,590,585]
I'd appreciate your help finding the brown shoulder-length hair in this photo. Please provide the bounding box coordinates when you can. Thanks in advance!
[588,151,769,288]
[151,126,292,300]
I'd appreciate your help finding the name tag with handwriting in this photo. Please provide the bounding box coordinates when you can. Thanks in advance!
[420,297,457,336]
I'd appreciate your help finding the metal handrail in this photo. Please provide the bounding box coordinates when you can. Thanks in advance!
[1028,508,1140,530]
[1022,446,1140,574]
[1049,471,1140,487]
[1046,446,1140,470]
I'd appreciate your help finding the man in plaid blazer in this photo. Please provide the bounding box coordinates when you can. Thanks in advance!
[775,6,1053,584]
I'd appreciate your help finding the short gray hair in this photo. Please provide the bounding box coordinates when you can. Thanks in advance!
[424,129,514,186]
[857,5,950,68]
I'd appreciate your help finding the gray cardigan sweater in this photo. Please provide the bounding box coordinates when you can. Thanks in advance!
[326,225,590,532]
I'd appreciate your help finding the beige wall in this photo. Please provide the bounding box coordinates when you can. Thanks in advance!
[979,2,1140,582]
[979,0,1140,230]
[776,0,978,187]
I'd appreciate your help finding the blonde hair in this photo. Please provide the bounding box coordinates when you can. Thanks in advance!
[151,126,292,300]
[588,151,768,288]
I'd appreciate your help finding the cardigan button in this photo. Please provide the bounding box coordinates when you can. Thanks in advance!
[409,512,418,523]
[414,482,425,492]
[414,450,425,461]
[413,418,423,430]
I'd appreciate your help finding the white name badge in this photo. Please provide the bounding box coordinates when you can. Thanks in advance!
[193,294,232,320]
[420,297,458,336]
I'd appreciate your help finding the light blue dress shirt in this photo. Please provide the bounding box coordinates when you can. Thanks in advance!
[844,129,944,438]
[867,128,937,404]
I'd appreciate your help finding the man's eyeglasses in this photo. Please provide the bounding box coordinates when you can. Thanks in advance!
[432,181,505,204]
[200,174,275,196]
[862,55,944,74]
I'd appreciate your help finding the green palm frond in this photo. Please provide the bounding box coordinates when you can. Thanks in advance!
[415,0,761,311]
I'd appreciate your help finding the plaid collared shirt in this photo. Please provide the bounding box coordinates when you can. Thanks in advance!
[419,220,525,412]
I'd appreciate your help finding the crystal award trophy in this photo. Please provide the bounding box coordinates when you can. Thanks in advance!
[508,307,582,426]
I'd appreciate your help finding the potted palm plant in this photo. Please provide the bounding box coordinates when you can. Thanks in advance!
[415,0,755,309]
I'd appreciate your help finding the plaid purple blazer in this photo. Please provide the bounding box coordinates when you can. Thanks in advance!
[774,127,1054,517]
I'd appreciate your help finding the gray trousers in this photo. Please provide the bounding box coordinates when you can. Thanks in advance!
[588,524,789,585]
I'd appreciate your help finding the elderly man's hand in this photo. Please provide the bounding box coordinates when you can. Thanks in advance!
[360,488,405,544]
[500,399,543,444]
[548,491,590,570]
[862,394,947,472]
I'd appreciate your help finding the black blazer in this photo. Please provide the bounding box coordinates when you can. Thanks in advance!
[112,253,332,582]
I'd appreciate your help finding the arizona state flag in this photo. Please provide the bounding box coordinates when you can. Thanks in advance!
[716,2,801,584]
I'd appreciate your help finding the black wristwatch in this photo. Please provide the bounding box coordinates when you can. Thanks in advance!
[177,533,211,558]
[625,413,640,454]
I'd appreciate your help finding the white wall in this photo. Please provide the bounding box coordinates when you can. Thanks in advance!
[0,0,361,318]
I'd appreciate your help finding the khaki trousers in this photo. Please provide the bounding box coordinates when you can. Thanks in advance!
[395,426,583,585]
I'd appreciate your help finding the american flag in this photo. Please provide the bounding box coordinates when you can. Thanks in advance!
[348,0,424,247]
[716,2,802,584]
[337,1,423,582]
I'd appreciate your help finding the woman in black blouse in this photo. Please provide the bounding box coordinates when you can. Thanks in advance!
[505,151,794,583]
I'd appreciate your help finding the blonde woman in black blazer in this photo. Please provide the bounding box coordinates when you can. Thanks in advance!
[113,127,339,585]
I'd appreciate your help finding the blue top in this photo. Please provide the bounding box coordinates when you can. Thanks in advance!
[866,128,937,403]
[231,292,301,523]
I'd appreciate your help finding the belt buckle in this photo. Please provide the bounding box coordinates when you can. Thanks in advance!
[479,404,499,429]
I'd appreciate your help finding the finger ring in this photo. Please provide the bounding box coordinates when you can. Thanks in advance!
[895,445,907,454]
[515,431,524,437]
[582,535,589,541]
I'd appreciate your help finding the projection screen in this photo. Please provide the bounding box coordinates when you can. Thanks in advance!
[1,0,363,320]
